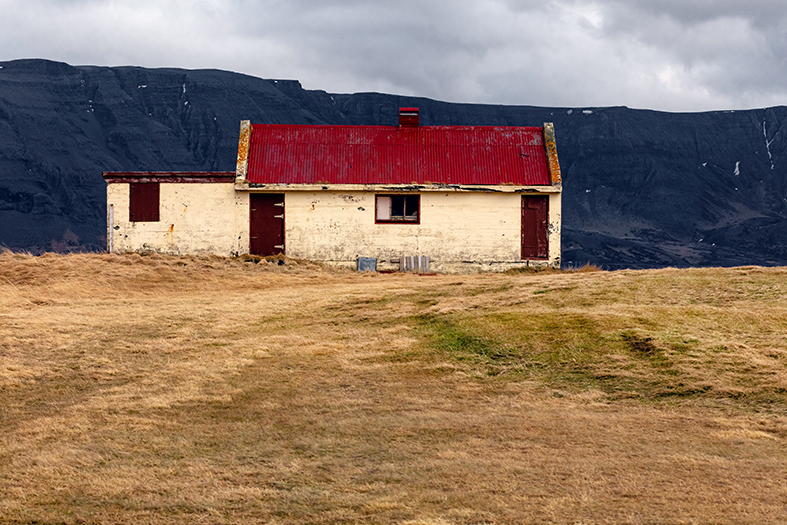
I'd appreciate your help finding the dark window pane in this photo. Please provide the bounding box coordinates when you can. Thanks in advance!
[404,196,419,220]
[391,196,405,218]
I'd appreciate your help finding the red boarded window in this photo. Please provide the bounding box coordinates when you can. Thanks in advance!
[129,183,160,222]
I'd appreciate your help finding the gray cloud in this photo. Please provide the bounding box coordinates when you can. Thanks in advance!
[0,0,785,111]
[578,0,787,108]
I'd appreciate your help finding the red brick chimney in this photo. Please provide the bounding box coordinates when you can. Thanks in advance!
[399,107,420,127]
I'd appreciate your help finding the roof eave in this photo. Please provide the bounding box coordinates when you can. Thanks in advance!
[234,182,562,193]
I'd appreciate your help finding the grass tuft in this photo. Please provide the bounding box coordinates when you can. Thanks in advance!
[621,330,659,354]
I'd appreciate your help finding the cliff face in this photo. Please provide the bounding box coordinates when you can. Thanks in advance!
[1,58,786,268]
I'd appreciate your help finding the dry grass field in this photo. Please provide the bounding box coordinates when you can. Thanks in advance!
[1,251,787,525]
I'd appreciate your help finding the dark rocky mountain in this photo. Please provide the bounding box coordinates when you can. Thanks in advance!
[1,58,786,269]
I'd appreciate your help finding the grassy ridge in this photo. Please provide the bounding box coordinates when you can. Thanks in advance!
[377,264,787,407]
[2,252,787,524]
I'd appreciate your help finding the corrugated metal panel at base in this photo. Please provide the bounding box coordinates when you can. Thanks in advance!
[400,256,430,273]
[246,125,553,186]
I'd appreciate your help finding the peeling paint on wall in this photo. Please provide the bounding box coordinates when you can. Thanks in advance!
[107,182,247,256]
[283,191,561,268]
[107,182,560,270]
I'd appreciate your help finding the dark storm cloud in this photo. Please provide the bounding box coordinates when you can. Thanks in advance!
[0,0,785,111]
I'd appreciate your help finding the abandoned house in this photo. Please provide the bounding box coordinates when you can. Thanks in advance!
[103,108,563,272]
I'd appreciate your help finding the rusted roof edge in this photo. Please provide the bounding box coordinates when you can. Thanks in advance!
[543,123,562,184]
[250,123,546,133]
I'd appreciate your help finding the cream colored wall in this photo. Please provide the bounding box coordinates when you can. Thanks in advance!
[283,191,561,269]
[548,192,562,268]
[106,182,561,268]
[107,183,248,256]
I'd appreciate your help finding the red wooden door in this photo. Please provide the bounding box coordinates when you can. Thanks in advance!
[521,195,548,259]
[250,193,285,256]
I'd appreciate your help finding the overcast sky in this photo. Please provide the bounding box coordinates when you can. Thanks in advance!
[1,0,785,112]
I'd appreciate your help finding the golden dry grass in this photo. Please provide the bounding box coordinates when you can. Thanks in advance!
[1,252,787,524]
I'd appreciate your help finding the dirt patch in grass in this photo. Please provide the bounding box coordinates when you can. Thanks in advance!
[2,253,787,524]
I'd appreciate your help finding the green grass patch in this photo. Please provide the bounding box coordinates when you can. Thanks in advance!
[413,306,786,405]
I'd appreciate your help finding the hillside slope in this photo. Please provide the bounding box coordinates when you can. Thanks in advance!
[1,59,787,268]
[2,253,787,523]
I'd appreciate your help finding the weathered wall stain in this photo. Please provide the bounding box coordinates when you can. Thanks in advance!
[108,182,248,256]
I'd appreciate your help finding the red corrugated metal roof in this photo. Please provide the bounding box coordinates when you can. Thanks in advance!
[245,124,553,185]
